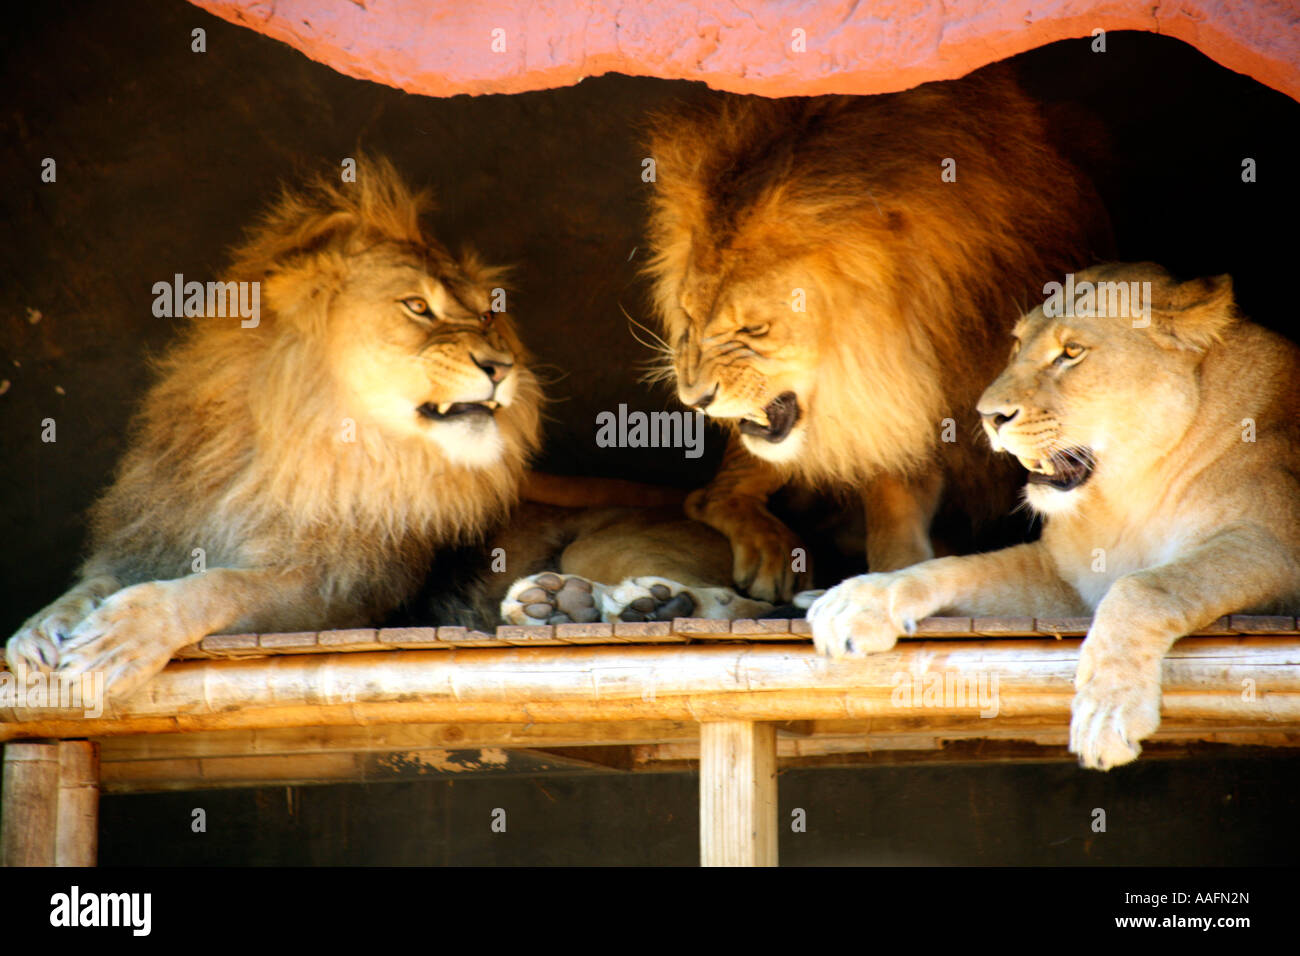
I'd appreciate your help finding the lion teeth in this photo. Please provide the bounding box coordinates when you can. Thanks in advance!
[437,403,452,415]
[1017,455,1054,476]
[484,400,499,410]
[747,412,771,428]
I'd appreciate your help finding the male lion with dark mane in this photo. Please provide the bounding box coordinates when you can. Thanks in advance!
[6,157,543,701]
[646,65,1112,600]
[805,264,1300,769]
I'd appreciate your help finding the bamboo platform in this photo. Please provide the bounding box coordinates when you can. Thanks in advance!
[3,615,1299,866]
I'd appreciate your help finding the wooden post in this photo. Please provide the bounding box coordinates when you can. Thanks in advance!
[2,741,58,866]
[700,721,777,867]
[56,741,99,866]
[1,740,98,867]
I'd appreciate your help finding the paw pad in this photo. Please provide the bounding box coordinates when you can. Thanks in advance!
[519,575,599,624]
[617,586,695,622]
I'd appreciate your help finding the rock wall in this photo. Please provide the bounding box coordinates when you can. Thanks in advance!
[191,0,1300,102]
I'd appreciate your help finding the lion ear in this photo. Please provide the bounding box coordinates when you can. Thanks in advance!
[1156,273,1237,351]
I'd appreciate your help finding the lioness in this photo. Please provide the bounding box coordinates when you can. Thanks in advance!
[6,157,764,704]
[805,263,1300,769]
[646,65,1112,600]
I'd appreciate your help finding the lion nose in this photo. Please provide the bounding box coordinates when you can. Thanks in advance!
[979,406,1020,431]
[472,354,513,384]
[680,382,718,411]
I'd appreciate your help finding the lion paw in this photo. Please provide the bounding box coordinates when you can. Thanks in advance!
[501,573,603,625]
[601,577,700,622]
[806,574,916,658]
[501,573,773,626]
[5,593,105,673]
[501,573,698,624]
[687,490,809,603]
[6,627,63,674]
[55,581,188,704]
[1069,675,1161,771]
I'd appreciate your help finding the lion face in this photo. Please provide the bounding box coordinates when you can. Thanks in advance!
[977,264,1230,516]
[665,261,824,464]
[310,245,535,469]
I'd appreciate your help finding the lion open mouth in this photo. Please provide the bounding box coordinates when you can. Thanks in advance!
[738,391,800,443]
[1021,448,1095,492]
[417,400,500,421]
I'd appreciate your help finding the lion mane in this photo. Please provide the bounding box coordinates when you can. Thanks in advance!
[8,156,543,698]
[92,157,542,618]
[645,66,1113,541]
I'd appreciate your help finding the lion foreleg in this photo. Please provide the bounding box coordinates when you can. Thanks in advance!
[1071,528,1300,770]
[685,433,808,603]
[860,471,943,572]
[54,566,320,704]
[806,542,1083,657]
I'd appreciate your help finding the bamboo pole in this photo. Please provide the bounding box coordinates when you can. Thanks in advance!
[3,639,1299,740]
[700,722,777,866]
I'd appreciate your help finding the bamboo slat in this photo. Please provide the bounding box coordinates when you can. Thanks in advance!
[148,615,1300,660]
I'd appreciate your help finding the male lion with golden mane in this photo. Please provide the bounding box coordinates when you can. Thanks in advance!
[805,263,1300,769]
[5,157,543,701]
[646,65,1112,600]
[6,157,768,703]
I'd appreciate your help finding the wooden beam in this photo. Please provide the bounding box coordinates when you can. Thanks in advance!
[95,736,1300,793]
[520,747,636,771]
[94,721,697,763]
[700,721,777,866]
[4,638,1300,740]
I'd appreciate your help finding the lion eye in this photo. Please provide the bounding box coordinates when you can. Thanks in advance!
[1055,342,1086,365]
[479,311,495,330]
[401,297,431,316]
[739,324,769,338]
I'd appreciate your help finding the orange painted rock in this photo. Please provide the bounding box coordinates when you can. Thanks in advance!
[190,0,1298,101]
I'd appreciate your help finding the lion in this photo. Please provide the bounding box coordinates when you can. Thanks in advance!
[804,263,1300,769]
[6,158,769,704]
[6,156,544,701]
[645,64,1113,601]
